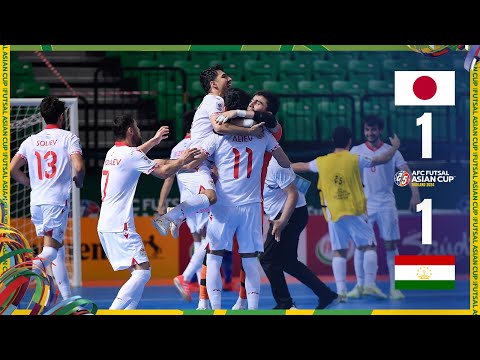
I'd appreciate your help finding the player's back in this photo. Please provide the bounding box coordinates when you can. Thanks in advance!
[208,132,279,206]
[98,144,157,232]
[20,127,81,206]
[190,94,224,148]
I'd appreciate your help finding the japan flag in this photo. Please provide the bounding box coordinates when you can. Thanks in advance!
[394,71,455,106]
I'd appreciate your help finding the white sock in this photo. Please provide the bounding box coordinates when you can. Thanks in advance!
[51,247,72,299]
[363,249,378,287]
[125,299,140,309]
[168,194,210,222]
[332,256,347,295]
[386,248,399,291]
[183,241,206,282]
[110,269,151,310]
[33,246,58,274]
[241,257,260,310]
[354,248,365,288]
[206,253,223,309]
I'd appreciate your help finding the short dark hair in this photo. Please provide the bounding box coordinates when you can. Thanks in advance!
[363,115,384,130]
[113,113,135,140]
[182,109,195,135]
[332,126,352,148]
[254,90,280,115]
[40,96,65,124]
[200,64,224,94]
[224,87,251,111]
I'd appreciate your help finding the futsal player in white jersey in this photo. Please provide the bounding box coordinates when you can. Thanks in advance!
[157,110,209,302]
[153,65,274,237]
[10,96,85,301]
[195,100,291,310]
[348,115,421,300]
[97,113,200,310]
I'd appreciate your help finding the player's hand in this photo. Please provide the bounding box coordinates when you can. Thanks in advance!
[181,148,202,165]
[73,176,83,189]
[389,134,400,149]
[249,122,265,138]
[157,206,167,216]
[271,219,287,242]
[409,192,421,212]
[215,110,237,124]
[153,126,169,145]
[153,212,162,222]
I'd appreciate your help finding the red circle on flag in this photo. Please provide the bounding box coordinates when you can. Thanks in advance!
[413,76,437,100]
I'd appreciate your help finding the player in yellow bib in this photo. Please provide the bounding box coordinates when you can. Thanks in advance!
[292,126,400,301]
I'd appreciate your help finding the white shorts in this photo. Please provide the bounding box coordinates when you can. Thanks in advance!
[31,203,69,243]
[98,230,149,271]
[328,214,376,251]
[207,203,263,254]
[186,211,209,234]
[368,208,400,241]
[178,167,215,194]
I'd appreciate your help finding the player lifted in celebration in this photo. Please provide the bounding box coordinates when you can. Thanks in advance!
[348,115,420,300]
[196,87,291,310]
[97,113,200,310]
[292,126,401,301]
[157,110,209,301]
[153,65,277,236]
[10,96,85,301]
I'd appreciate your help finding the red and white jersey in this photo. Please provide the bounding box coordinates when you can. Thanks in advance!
[190,94,224,148]
[200,131,280,206]
[16,125,82,206]
[350,142,406,211]
[97,142,159,232]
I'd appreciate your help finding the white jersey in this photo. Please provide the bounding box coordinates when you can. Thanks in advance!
[97,143,159,232]
[350,142,406,211]
[190,94,224,149]
[200,131,280,206]
[263,158,307,220]
[170,135,196,201]
[16,125,82,206]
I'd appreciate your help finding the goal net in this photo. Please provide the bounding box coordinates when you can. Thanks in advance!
[10,98,82,287]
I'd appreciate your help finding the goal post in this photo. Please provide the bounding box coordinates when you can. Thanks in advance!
[10,98,82,287]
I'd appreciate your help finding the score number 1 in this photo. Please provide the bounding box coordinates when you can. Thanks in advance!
[417,198,432,245]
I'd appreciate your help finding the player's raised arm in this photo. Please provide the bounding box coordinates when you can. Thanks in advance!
[370,134,401,166]
[138,126,169,154]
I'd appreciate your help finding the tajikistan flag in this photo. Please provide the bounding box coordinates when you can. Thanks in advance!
[394,255,455,290]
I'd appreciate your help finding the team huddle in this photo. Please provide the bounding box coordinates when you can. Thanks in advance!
[11,64,420,311]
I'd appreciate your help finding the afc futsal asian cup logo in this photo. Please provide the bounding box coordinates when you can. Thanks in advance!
[394,170,455,187]
[394,171,410,187]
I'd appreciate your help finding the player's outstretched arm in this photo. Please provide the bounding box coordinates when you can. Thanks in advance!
[151,148,202,179]
[272,147,291,168]
[71,153,85,188]
[291,162,312,173]
[371,134,401,166]
[138,126,169,154]
[10,155,30,187]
